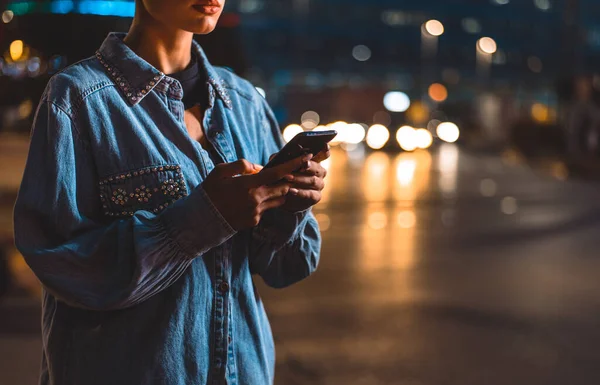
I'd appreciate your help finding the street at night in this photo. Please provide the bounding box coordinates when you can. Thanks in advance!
[3,140,600,384]
[3,0,600,384]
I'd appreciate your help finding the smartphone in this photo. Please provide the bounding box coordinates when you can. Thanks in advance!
[265,130,338,169]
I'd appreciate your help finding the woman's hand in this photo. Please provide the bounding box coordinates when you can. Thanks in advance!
[278,145,331,213]
[203,154,312,230]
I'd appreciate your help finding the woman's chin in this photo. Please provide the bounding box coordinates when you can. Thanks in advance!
[186,18,219,35]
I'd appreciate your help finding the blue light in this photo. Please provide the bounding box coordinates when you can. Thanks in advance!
[7,1,135,17]
[78,1,134,17]
[50,1,74,14]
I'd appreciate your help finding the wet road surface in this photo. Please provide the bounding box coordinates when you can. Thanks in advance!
[3,141,600,385]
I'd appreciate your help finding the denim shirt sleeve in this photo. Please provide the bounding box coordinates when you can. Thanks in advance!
[248,95,322,288]
[13,98,236,310]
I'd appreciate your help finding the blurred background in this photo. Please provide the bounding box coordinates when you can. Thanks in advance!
[3,0,600,384]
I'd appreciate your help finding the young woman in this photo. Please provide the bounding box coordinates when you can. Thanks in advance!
[13,1,329,384]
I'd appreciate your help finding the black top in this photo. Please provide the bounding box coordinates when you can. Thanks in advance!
[168,54,208,110]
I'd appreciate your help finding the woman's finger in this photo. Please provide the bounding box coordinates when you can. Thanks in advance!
[288,175,325,191]
[289,188,321,203]
[296,161,327,178]
[259,196,287,212]
[312,145,331,163]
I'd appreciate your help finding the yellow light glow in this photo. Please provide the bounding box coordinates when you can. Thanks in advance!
[438,144,459,194]
[314,213,331,231]
[425,20,444,37]
[18,99,33,119]
[328,121,349,145]
[531,103,550,123]
[7,248,40,296]
[550,161,569,181]
[366,124,390,150]
[428,83,448,102]
[406,101,430,125]
[10,40,24,61]
[363,152,390,202]
[477,37,497,54]
[415,128,433,149]
[282,124,303,143]
[368,211,388,230]
[344,123,366,144]
[396,125,418,152]
[397,210,416,228]
[436,122,460,143]
[393,151,432,202]
[317,147,344,206]
[396,158,417,186]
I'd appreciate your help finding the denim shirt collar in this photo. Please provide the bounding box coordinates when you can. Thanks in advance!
[96,32,232,108]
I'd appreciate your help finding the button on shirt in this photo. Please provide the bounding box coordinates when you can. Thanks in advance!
[13,32,321,385]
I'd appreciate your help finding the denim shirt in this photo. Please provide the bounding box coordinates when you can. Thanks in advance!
[13,33,321,385]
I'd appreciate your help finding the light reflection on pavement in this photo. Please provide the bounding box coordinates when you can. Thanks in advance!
[3,141,600,384]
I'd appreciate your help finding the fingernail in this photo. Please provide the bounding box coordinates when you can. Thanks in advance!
[303,154,314,162]
[284,175,294,181]
[289,188,299,195]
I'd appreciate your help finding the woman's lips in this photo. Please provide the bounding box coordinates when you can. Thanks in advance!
[192,4,221,15]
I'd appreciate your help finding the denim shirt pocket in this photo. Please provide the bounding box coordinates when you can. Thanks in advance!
[98,164,189,218]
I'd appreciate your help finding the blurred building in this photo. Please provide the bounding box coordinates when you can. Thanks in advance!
[1,0,600,148]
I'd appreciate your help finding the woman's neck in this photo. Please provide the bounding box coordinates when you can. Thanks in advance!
[124,15,194,75]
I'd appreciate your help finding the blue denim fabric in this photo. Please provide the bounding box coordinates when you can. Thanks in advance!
[13,32,321,385]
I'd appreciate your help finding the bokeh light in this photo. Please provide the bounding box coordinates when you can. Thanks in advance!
[383,91,411,112]
[352,45,372,62]
[314,213,331,231]
[396,126,418,152]
[397,211,416,228]
[480,179,498,197]
[344,123,366,144]
[282,124,304,143]
[368,211,388,230]
[427,119,442,132]
[527,56,543,73]
[424,20,444,36]
[366,124,390,150]
[2,10,14,23]
[301,111,320,130]
[415,129,433,149]
[477,37,497,54]
[328,121,349,145]
[501,197,518,215]
[428,83,448,102]
[18,99,33,119]
[406,101,430,124]
[10,40,24,61]
[534,0,551,11]
[436,122,460,143]
[531,103,550,123]
[462,18,482,34]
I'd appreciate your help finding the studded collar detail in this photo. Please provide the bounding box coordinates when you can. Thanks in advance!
[95,33,232,109]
